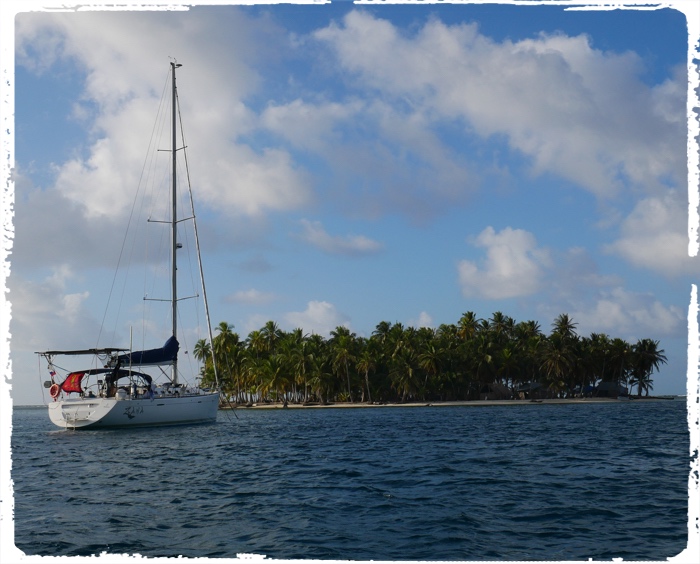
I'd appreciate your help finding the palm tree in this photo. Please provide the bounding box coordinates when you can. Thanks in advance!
[609,338,632,391]
[539,333,573,396]
[260,320,283,355]
[552,313,578,340]
[193,338,211,364]
[516,320,542,340]
[307,338,333,404]
[247,330,265,359]
[279,328,311,403]
[471,333,494,389]
[330,326,356,402]
[356,339,377,404]
[497,346,519,390]
[214,322,238,399]
[262,354,291,404]
[437,323,458,343]
[630,339,667,396]
[193,338,213,385]
[242,354,265,403]
[489,311,513,342]
[387,322,406,358]
[418,340,442,399]
[372,321,392,345]
[306,333,328,402]
[245,330,267,401]
[513,320,543,390]
[457,311,480,341]
[203,311,666,404]
[390,345,419,402]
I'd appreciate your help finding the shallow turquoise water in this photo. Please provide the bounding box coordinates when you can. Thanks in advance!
[12,400,689,560]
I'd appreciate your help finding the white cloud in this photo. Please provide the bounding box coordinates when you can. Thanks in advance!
[241,314,273,339]
[8,269,96,356]
[314,10,685,198]
[298,219,383,256]
[571,287,684,340]
[283,301,350,337]
[261,98,364,153]
[16,11,311,220]
[458,226,551,299]
[225,289,277,305]
[262,97,475,221]
[17,9,685,230]
[10,7,691,405]
[604,192,697,276]
[11,170,123,271]
[533,246,685,342]
[537,246,624,312]
[408,311,433,329]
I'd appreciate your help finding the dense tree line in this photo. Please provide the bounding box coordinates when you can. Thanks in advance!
[193,312,667,405]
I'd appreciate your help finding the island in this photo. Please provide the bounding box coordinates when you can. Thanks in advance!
[192,312,668,407]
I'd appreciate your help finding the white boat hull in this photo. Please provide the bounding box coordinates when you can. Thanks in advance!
[47,392,220,429]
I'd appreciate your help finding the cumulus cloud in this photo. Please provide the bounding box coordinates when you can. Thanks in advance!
[298,219,383,256]
[261,96,475,221]
[314,10,685,198]
[409,311,434,329]
[532,245,685,342]
[8,269,96,356]
[11,169,126,271]
[571,287,684,339]
[15,10,311,220]
[261,98,364,154]
[11,8,690,398]
[604,192,697,276]
[193,144,311,218]
[283,301,351,337]
[458,226,551,299]
[16,9,685,230]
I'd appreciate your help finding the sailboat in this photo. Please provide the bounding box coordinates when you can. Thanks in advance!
[36,62,221,429]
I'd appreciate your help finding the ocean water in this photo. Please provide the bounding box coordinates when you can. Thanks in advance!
[11,400,690,560]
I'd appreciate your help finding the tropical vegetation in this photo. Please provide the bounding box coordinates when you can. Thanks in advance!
[193,313,667,405]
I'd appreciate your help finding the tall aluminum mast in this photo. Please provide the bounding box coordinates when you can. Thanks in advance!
[171,61,181,385]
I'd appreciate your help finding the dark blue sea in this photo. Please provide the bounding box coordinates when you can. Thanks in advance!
[11,400,690,560]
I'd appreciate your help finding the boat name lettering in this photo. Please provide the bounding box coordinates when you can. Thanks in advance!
[123,405,144,419]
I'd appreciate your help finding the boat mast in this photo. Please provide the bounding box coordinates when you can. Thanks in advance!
[171,61,181,385]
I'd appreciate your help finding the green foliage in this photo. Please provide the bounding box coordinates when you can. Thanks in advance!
[193,313,667,404]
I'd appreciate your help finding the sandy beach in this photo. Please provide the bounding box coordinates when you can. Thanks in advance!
[223,396,678,410]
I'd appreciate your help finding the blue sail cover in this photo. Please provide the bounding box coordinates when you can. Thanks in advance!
[117,336,179,366]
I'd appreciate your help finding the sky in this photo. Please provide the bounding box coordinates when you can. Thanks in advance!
[2,0,699,406]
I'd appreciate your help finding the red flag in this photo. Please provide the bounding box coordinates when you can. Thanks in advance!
[60,372,85,394]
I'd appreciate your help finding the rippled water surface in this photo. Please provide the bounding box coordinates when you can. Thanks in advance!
[12,400,689,560]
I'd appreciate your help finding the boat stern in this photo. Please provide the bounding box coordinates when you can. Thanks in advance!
[48,398,118,429]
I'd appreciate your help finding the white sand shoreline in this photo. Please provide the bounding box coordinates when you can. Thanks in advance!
[223,396,679,410]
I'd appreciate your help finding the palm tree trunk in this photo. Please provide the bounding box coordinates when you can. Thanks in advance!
[345,358,352,402]
[365,369,372,403]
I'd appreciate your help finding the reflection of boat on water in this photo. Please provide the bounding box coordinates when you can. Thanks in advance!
[37,62,220,429]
